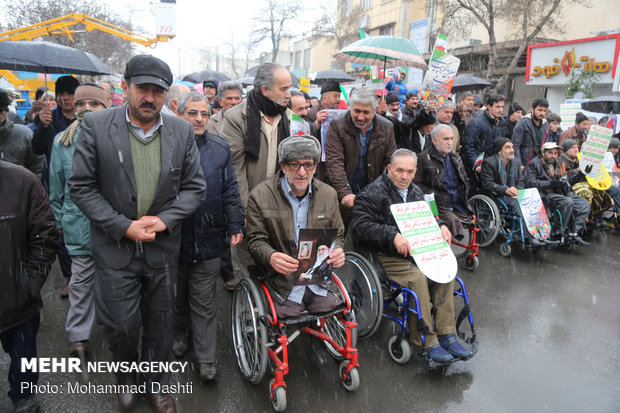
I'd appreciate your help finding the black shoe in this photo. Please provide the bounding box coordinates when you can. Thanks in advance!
[529,238,545,248]
[172,338,189,358]
[199,363,217,381]
[571,234,590,247]
[13,395,40,413]
[543,238,560,246]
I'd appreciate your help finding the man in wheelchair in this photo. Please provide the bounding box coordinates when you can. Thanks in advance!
[414,124,470,240]
[525,142,591,246]
[350,148,473,364]
[246,134,346,318]
[480,138,558,248]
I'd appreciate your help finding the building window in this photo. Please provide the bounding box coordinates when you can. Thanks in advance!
[303,48,311,69]
[379,24,394,36]
[295,51,302,70]
[341,0,352,17]
[361,0,372,9]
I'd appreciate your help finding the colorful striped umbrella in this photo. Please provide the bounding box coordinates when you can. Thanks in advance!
[334,35,428,73]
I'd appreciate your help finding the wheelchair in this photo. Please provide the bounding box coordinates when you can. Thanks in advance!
[468,194,561,257]
[449,213,481,271]
[231,272,359,412]
[333,251,477,368]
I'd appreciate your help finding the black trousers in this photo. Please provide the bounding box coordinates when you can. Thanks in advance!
[94,249,176,389]
[1,314,40,402]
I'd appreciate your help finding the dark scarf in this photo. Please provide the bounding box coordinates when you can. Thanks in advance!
[245,88,290,161]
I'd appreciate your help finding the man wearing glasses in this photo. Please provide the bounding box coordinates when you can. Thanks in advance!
[174,92,244,381]
[246,135,345,317]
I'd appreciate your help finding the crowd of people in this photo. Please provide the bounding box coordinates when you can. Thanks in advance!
[1,54,620,413]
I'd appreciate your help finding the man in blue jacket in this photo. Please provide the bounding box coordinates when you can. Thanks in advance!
[462,94,507,195]
[174,92,245,381]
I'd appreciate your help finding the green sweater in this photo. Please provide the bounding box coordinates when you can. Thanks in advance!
[128,125,162,217]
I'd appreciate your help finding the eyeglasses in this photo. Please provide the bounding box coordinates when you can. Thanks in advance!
[287,161,316,172]
[186,110,210,118]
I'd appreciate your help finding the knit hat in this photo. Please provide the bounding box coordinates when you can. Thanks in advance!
[575,112,588,124]
[74,84,108,108]
[386,92,400,104]
[494,137,511,154]
[508,102,524,116]
[278,134,321,163]
[320,80,340,94]
[609,137,620,149]
[414,109,436,127]
[562,139,578,152]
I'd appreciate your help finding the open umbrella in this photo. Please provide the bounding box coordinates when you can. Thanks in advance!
[0,40,113,76]
[581,96,620,114]
[334,35,427,75]
[237,77,255,87]
[311,69,354,84]
[451,74,493,92]
[182,70,231,84]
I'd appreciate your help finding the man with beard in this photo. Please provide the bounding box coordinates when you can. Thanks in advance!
[480,138,556,247]
[462,94,507,195]
[512,98,549,169]
[559,112,591,148]
[246,135,345,317]
[524,142,590,246]
[221,62,292,278]
[207,81,243,136]
[69,54,206,413]
[325,87,396,225]
[174,91,244,381]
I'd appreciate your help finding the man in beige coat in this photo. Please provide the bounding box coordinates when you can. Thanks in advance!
[221,63,293,277]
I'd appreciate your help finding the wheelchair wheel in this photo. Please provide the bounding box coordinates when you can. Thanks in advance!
[467,194,500,247]
[499,243,512,257]
[339,360,360,392]
[231,279,269,384]
[322,311,358,361]
[332,252,383,338]
[269,379,287,412]
[464,255,479,271]
[387,335,412,364]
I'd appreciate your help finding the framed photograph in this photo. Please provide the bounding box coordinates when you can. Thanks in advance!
[297,241,313,259]
[293,228,338,286]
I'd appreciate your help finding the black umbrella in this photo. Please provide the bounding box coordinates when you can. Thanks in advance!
[237,77,255,87]
[0,40,113,76]
[311,69,354,84]
[182,70,231,83]
[451,74,493,92]
[580,96,620,114]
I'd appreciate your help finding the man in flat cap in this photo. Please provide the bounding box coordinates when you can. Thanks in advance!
[202,80,218,109]
[306,79,342,130]
[246,135,345,316]
[69,54,206,413]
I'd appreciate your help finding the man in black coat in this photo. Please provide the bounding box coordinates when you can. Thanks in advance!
[512,98,549,168]
[524,142,590,246]
[462,94,507,195]
[480,138,556,247]
[350,148,472,364]
[414,124,469,240]
[0,161,59,413]
[174,92,245,382]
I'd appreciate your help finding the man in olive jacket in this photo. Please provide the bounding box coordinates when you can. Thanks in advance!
[246,135,345,317]
[0,161,58,413]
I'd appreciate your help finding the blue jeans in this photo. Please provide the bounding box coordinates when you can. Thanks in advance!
[0,314,40,402]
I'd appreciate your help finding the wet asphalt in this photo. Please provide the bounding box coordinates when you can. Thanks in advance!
[1,230,619,413]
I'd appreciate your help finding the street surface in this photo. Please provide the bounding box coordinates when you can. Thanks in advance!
[1,230,619,412]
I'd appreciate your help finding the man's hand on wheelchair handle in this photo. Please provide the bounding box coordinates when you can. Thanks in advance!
[394,233,411,257]
[326,248,345,268]
[270,252,299,275]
